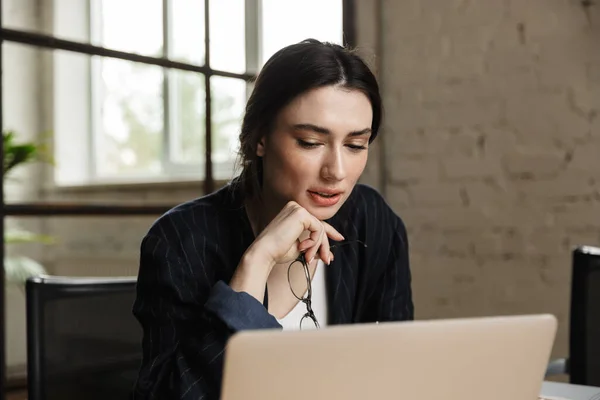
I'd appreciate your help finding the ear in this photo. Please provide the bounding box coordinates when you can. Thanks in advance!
[256,136,266,157]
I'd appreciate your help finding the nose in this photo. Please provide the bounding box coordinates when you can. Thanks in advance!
[321,147,347,182]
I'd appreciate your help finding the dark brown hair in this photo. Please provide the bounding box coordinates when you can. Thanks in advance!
[236,38,382,200]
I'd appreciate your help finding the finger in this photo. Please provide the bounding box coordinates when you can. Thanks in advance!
[318,231,332,265]
[295,208,325,240]
[297,239,315,252]
[322,222,344,241]
[298,212,324,261]
[307,220,324,243]
[305,225,324,263]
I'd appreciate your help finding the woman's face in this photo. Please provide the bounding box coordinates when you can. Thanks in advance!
[257,85,373,221]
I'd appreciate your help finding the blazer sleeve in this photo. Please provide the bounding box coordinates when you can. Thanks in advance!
[132,234,281,400]
[365,215,414,323]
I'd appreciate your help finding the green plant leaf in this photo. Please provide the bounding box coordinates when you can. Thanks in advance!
[4,256,46,284]
[5,229,55,244]
[3,129,52,177]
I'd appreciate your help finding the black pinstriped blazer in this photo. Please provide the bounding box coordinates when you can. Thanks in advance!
[131,179,413,399]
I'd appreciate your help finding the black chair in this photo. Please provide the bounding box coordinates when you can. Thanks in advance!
[26,275,142,400]
[545,245,600,386]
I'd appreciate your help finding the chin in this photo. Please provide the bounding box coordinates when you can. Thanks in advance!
[300,200,345,221]
[309,207,338,221]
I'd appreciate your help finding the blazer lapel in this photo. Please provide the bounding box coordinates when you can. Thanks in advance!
[325,248,354,325]
[324,207,358,326]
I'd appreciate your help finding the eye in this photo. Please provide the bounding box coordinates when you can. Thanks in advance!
[297,139,321,149]
[346,144,367,152]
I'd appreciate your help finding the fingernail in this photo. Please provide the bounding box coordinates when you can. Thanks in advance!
[328,256,332,265]
[309,256,314,264]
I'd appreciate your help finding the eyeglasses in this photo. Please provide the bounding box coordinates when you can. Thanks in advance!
[287,240,367,330]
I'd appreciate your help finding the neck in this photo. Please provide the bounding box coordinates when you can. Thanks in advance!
[244,190,281,237]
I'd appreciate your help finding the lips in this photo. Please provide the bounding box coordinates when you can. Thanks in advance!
[307,189,343,207]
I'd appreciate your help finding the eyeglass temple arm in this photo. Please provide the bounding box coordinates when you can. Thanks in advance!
[330,240,368,250]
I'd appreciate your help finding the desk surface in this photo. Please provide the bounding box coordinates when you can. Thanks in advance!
[541,381,600,400]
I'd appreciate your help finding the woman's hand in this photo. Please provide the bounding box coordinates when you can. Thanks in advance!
[253,201,344,266]
[230,201,344,301]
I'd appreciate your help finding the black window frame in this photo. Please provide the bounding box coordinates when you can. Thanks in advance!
[0,1,356,397]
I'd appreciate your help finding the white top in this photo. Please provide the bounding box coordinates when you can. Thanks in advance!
[276,260,328,330]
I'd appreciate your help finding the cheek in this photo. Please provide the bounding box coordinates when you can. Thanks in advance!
[347,152,369,178]
[267,146,315,183]
[282,150,321,181]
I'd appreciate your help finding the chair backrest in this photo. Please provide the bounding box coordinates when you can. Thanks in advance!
[570,245,600,386]
[26,275,141,400]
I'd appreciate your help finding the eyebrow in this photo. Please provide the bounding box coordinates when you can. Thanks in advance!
[292,123,372,137]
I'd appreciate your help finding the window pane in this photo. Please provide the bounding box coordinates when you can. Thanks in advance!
[94,59,164,178]
[4,0,90,44]
[211,76,246,180]
[168,71,206,165]
[261,0,343,65]
[52,49,93,186]
[97,0,163,57]
[209,0,245,73]
[170,0,205,65]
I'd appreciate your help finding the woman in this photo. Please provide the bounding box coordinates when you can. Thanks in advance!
[132,39,413,400]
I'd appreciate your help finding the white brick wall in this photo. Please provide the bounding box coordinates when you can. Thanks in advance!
[368,0,600,363]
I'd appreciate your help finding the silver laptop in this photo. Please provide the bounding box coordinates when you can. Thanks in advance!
[221,314,557,400]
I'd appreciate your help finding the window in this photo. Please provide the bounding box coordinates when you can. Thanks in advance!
[53,0,344,187]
